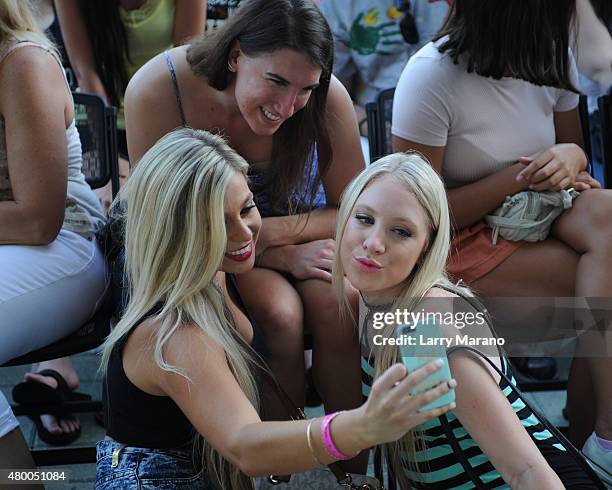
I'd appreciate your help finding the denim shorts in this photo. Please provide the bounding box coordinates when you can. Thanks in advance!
[95,440,214,489]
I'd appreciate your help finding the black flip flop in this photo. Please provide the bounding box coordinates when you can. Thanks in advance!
[12,369,91,406]
[28,410,81,446]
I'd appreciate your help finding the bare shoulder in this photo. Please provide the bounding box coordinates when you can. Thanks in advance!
[0,43,58,73]
[0,44,70,122]
[0,44,65,97]
[129,314,223,369]
[325,75,354,116]
[122,315,225,396]
[125,50,177,117]
[164,320,223,365]
[125,48,187,162]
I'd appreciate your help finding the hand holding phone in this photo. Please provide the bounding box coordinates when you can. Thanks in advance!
[397,320,455,412]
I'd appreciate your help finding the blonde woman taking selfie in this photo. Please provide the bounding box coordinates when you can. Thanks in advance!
[95,128,454,489]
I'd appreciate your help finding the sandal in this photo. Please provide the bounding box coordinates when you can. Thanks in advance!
[12,369,91,406]
[28,409,81,446]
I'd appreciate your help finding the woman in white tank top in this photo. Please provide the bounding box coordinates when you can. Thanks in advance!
[0,0,107,466]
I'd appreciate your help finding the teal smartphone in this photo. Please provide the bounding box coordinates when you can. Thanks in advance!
[396,321,455,412]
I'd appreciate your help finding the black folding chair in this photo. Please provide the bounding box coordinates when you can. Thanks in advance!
[365,88,396,162]
[2,92,119,465]
[73,93,120,196]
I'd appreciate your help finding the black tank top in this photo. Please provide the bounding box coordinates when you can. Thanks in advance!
[103,274,266,449]
[103,302,195,449]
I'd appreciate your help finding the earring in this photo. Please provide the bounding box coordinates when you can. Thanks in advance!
[228,61,235,72]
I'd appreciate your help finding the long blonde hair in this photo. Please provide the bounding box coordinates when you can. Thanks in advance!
[0,0,53,47]
[332,153,473,487]
[101,128,260,490]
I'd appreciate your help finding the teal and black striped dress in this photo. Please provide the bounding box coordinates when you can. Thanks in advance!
[359,296,602,489]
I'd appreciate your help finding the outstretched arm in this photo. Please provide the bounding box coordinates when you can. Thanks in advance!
[148,323,454,477]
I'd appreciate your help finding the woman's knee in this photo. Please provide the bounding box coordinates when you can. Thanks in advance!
[297,279,344,319]
[236,270,304,338]
[257,295,304,340]
[295,281,357,346]
[572,189,612,239]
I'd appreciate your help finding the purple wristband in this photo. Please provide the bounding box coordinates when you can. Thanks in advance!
[321,411,357,460]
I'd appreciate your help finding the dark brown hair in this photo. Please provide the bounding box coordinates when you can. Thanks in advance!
[186,0,334,214]
[78,0,130,109]
[433,0,579,93]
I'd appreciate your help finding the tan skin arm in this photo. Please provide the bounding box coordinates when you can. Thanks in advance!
[124,317,454,477]
[554,106,585,146]
[392,136,528,229]
[450,353,563,489]
[424,291,562,488]
[172,0,207,46]
[393,109,587,230]
[54,0,109,100]
[0,47,70,245]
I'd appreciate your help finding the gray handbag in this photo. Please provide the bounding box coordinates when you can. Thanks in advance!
[485,189,579,245]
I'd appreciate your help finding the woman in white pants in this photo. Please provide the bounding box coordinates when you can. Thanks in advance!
[0,0,106,468]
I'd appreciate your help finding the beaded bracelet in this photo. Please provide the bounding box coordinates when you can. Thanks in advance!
[320,411,358,461]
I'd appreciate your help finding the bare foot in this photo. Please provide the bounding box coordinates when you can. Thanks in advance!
[24,358,81,437]
[36,412,80,437]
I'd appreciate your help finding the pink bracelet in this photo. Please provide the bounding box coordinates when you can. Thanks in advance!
[320,411,358,461]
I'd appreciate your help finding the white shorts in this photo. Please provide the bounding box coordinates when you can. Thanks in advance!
[0,229,107,436]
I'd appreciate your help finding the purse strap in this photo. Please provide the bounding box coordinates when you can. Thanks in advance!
[446,346,606,489]
[260,368,384,489]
